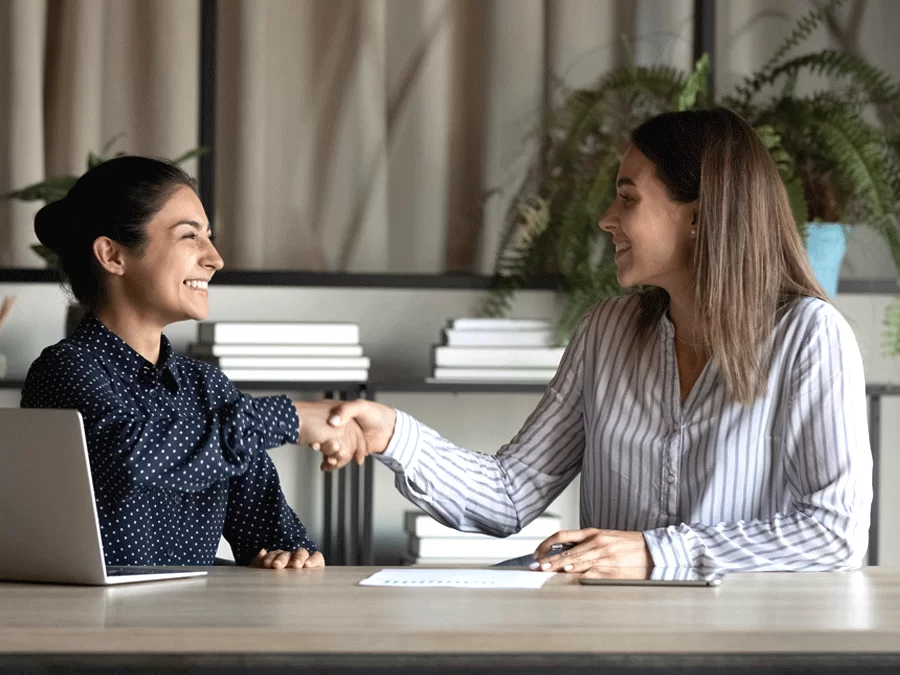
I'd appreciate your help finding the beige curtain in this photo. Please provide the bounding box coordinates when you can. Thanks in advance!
[0,0,199,268]
[4,0,896,273]
[0,0,673,271]
[213,0,680,272]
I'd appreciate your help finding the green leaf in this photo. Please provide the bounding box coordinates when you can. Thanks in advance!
[677,53,710,111]
[170,146,209,165]
[30,244,59,268]
[100,133,125,157]
[2,176,78,202]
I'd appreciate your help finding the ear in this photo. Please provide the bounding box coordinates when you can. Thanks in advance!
[92,237,127,276]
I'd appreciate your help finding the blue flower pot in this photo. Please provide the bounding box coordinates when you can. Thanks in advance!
[805,223,847,297]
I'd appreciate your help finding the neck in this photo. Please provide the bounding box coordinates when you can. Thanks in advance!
[93,303,165,365]
[664,281,700,347]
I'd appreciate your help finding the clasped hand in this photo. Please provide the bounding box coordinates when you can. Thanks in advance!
[531,528,652,573]
[296,400,397,472]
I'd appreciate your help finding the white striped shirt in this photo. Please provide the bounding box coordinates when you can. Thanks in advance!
[378,295,873,570]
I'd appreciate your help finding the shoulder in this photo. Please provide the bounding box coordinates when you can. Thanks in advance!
[578,293,642,341]
[26,338,104,379]
[778,297,858,347]
[21,340,106,406]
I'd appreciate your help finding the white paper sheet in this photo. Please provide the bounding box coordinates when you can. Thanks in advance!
[359,568,555,589]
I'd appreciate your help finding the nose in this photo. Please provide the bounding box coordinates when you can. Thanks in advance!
[203,237,224,271]
[598,203,618,234]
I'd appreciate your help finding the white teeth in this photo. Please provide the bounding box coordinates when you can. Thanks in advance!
[185,280,208,290]
[615,243,631,253]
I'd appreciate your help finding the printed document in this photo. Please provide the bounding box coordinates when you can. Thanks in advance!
[359,568,555,589]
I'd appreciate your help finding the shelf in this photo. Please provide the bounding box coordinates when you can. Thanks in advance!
[366,380,549,394]
[230,381,365,392]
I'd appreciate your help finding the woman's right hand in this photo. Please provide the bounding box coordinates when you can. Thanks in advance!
[314,399,397,471]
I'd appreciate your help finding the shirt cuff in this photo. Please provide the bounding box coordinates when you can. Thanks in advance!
[261,395,300,445]
[377,410,422,473]
[643,525,696,568]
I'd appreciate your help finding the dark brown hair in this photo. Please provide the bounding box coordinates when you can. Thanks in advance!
[35,156,195,312]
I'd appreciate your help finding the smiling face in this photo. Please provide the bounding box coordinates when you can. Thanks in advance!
[599,144,697,292]
[117,185,223,326]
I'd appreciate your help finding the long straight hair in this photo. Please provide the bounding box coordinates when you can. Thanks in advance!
[630,109,827,404]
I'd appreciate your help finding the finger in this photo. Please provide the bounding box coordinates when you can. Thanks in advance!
[303,552,325,568]
[250,548,267,568]
[271,550,292,570]
[533,529,588,559]
[311,442,321,451]
[327,400,367,427]
[262,549,283,568]
[319,439,344,458]
[290,549,311,569]
[537,540,604,572]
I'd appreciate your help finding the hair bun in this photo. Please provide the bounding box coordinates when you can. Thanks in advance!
[34,198,76,255]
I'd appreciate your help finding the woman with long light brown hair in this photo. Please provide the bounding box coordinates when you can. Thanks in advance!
[316,108,872,572]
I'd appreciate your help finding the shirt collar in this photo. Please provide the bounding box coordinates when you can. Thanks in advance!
[72,315,181,392]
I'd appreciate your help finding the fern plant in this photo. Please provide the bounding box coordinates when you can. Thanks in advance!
[483,0,900,352]
[3,136,206,267]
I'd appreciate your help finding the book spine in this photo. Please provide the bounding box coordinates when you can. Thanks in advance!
[204,356,371,369]
[432,367,557,381]
[198,323,360,345]
[433,346,564,368]
[220,368,368,382]
[189,344,364,357]
[444,329,556,347]
[410,536,544,558]
[405,515,561,539]
[451,318,552,331]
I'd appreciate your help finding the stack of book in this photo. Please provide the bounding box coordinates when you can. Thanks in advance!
[188,321,370,382]
[403,510,561,566]
[429,317,564,382]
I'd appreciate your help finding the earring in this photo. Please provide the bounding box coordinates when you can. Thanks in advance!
[690,227,696,237]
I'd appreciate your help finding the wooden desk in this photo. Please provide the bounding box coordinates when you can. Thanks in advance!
[1,566,900,673]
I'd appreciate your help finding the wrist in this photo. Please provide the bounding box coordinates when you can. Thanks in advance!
[369,404,397,455]
[293,402,306,444]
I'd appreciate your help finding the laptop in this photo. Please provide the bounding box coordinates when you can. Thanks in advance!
[0,408,207,585]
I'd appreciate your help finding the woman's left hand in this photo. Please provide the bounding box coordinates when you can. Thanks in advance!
[251,548,325,569]
[531,529,652,573]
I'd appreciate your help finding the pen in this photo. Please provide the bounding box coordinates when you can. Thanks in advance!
[549,542,575,554]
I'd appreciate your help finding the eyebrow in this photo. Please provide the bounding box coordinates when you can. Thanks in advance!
[171,220,212,233]
[616,178,636,188]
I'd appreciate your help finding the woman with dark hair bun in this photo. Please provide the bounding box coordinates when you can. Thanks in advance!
[21,156,362,569]
[316,108,873,573]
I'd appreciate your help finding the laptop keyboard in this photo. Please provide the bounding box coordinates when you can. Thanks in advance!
[106,566,194,576]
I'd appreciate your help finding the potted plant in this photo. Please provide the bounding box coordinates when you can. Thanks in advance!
[481,0,900,352]
[3,138,205,334]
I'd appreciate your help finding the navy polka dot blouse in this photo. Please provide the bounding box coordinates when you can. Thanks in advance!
[20,316,317,566]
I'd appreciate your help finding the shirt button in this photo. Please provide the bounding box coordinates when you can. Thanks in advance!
[167,547,176,558]
[173,494,182,505]
[150,388,159,398]
[279,421,286,429]
[666,474,676,483]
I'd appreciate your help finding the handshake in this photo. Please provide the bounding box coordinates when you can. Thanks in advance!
[294,399,397,471]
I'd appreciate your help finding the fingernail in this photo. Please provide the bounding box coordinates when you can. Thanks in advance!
[563,564,573,572]
[541,562,551,571]
[529,562,540,570]
[329,415,341,425]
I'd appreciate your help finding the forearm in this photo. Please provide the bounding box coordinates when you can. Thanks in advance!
[643,505,869,570]
[224,449,317,565]
[378,411,576,538]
